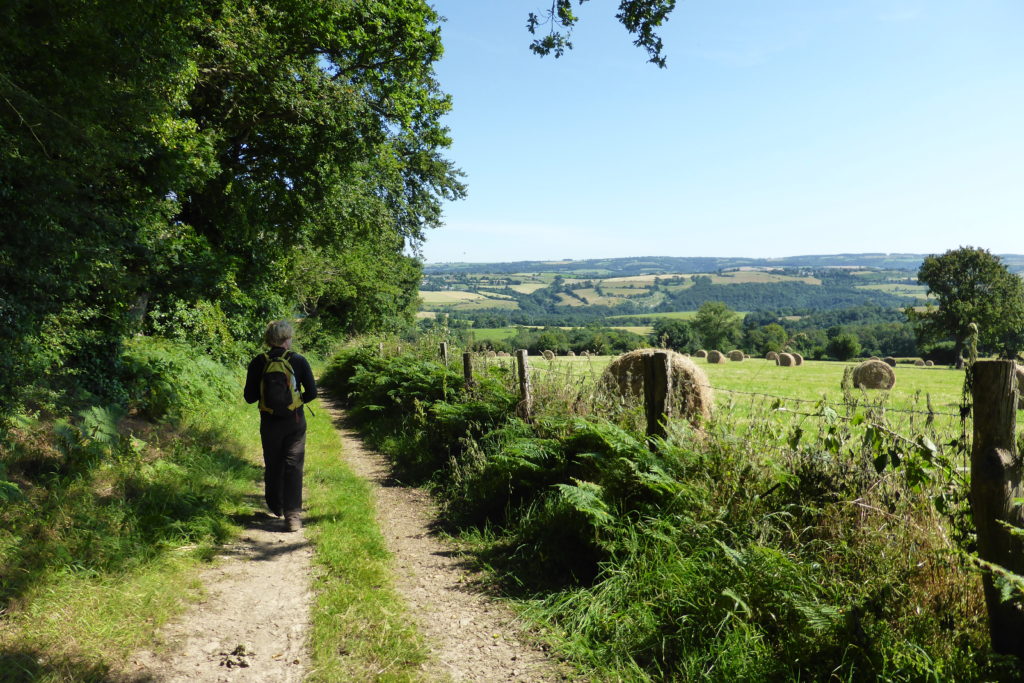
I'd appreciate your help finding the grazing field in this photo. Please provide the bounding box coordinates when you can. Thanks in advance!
[856,283,931,296]
[419,290,520,311]
[468,327,520,342]
[508,282,548,294]
[419,290,490,304]
[711,270,821,285]
[494,354,969,436]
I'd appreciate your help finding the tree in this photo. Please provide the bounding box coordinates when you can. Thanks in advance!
[693,301,740,350]
[652,318,697,352]
[826,333,861,362]
[528,0,677,67]
[745,323,788,355]
[0,0,465,412]
[909,247,1024,368]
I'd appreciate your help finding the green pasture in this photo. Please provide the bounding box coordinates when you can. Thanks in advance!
[468,327,520,341]
[856,282,930,296]
[509,354,968,438]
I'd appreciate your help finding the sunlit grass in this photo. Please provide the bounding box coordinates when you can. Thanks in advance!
[303,406,429,682]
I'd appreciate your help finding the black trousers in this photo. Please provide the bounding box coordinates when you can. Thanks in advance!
[259,415,306,514]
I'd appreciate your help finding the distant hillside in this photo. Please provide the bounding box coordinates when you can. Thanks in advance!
[424,253,1024,276]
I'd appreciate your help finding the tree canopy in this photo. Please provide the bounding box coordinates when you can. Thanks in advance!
[528,0,677,67]
[0,0,463,409]
[693,301,741,351]
[909,246,1024,365]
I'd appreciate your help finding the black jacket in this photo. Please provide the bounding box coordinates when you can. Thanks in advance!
[244,347,317,420]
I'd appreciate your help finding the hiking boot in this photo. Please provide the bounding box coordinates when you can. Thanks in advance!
[284,511,302,532]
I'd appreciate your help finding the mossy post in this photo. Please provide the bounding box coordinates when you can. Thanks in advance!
[970,359,1024,656]
[462,352,474,389]
[440,342,449,366]
[643,351,672,442]
[516,349,532,420]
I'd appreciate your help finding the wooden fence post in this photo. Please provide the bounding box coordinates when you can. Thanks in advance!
[643,351,672,441]
[516,349,532,419]
[440,342,449,366]
[970,359,1024,656]
[462,352,474,388]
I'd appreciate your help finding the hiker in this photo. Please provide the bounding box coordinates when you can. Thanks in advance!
[244,320,317,531]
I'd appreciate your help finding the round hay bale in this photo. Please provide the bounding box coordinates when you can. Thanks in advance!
[707,350,727,364]
[695,349,708,359]
[883,356,897,367]
[777,352,796,367]
[728,349,745,362]
[600,348,713,424]
[486,350,497,358]
[792,353,804,366]
[580,351,589,357]
[766,351,779,361]
[497,351,510,357]
[567,350,576,357]
[869,356,881,361]
[914,359,925,367]
[852,359,896,390]
[925,360,934,367]
[542,349,555,360]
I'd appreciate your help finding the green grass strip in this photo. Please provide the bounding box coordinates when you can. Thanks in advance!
[303,407,429,682]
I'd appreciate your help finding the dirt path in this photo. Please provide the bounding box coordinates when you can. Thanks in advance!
[324,403,566,682]
[121,402,564,682]
[122,511,313,682]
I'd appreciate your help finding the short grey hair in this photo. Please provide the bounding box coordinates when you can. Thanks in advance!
[264,320,293,347]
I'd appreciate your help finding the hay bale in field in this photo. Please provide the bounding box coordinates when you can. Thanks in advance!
[777,352,796,367]
[600,348,713,424]
[792,353,804,366]
[486,350,497,358]
[580,351,589,357]
[925,360,934,367]
[869,356,881,361]
[766,351,779,361]
[695,349,708,358]
[852,359,896,390]
[542,349,555,360]
[728,349,745,362]
[914,359,925,367]
[497,351,510,357]
[707,350,727,364]
[567,350,576,357]
[883,356,897,367]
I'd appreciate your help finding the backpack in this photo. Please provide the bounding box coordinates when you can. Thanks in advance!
[259,350,303,417]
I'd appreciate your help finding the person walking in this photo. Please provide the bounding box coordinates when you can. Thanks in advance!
[244,320,317,531]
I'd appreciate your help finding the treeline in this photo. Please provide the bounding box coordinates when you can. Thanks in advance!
[1,0,459,415]
[658,279,912,312]
[451,302,934,361]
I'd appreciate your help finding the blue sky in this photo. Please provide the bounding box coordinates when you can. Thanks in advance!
[421,1,1023,264]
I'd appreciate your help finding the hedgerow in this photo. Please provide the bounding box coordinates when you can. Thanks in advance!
[324,340,1023,681]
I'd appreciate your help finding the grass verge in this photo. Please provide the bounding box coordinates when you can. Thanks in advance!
[0,384,261,682]
[302,402,429,682]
